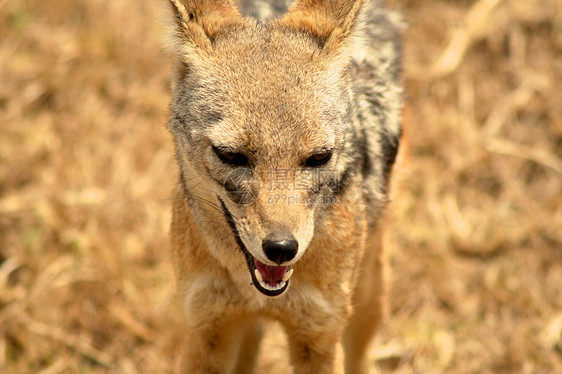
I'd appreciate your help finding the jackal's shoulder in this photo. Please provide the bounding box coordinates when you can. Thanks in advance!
[352,3,403,134]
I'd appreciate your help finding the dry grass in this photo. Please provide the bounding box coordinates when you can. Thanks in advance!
[1,0,561,373]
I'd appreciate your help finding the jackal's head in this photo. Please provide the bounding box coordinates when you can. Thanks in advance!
[167,0,367,296]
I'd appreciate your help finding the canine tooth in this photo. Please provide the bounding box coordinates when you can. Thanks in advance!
[282,269,294,282]
[278,281,286,290]
[254,269,263,283]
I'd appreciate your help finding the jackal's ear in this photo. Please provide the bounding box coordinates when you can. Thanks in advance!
[280,0,366,56]
[167,0,243,53]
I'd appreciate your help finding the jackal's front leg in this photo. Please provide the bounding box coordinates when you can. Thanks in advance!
[179,283,251,374]
[286,327,346,374]
[181,312,244,374]
[282,293,350,374]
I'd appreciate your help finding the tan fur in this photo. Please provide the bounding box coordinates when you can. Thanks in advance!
[278,0,365,55]
[164,1,404,373]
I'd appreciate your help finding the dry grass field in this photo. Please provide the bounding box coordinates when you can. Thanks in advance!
[1,0,561,373]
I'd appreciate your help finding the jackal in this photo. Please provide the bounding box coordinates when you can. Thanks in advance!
[165,0,403,372]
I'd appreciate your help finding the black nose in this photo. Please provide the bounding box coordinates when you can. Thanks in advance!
[262,235,298,265]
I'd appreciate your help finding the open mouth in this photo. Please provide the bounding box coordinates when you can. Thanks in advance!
[218,198,293,296]
[249,257,292,296]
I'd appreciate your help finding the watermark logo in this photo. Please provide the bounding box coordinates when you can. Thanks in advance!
[224,168,260,205]
[223,168,340,205]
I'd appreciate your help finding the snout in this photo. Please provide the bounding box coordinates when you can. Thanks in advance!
[247,232,298,296]
[262,233,298,265]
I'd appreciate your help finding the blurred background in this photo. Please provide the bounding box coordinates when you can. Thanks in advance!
[0,0,560,372]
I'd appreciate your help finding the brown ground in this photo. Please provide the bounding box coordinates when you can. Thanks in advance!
[1,0,561,373]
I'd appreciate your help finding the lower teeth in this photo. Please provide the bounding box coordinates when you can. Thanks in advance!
[259,280,286,291]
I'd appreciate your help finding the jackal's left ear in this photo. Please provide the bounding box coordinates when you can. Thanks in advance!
[279,0,366,56]
[167,0,243,54]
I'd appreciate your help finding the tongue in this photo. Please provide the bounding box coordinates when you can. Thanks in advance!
[254,258,288,283]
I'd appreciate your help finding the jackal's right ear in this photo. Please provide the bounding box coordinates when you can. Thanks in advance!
[167,0,243,54]
[279,0,366,57]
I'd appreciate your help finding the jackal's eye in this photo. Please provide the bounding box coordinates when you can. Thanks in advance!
[212,146,249,166]
[304,151,333,167]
